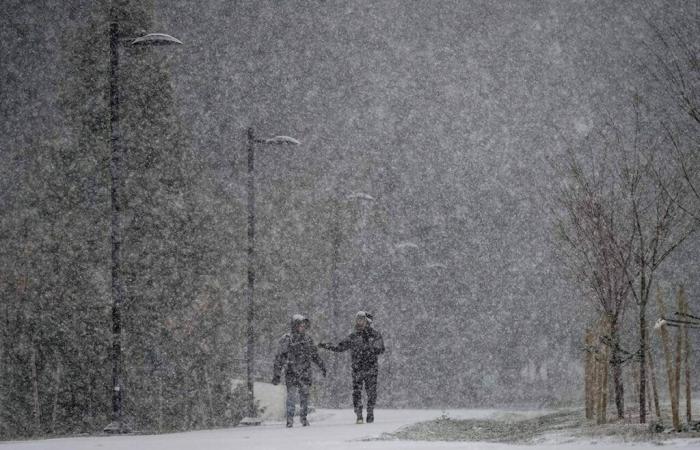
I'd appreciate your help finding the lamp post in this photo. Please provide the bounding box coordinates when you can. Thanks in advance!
[325,192,375,407]
[346,192,375,254]
[327,216,342,407]
[105,22,182,434]
[243,128,300,423]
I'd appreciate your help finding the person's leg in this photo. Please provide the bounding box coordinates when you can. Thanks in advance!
[352,372,363,422]
[299,383,310,426]
[365,372,378,423]
[286,383,298,427]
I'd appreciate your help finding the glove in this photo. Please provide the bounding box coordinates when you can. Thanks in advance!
[321,367,327,377]
[318,342,328,349]
[271,376,281,385]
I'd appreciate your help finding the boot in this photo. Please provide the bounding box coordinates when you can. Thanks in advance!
[286,417,293,428]
[300,417,309,427]
[356,412,364,424]
[366,410,374,423]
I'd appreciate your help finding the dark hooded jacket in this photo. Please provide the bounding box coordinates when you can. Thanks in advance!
[321,325,385,374]
[273,315,326,386]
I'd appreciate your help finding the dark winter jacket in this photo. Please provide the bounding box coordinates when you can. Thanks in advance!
[273,317,326,386]
[321,327,385,374]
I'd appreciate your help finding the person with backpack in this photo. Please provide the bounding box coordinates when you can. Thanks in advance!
[272,314,326,427]
[318,311,384,424]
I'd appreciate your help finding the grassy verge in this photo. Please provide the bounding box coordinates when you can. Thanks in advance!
[379,409,700,444]
[381,410,579,444]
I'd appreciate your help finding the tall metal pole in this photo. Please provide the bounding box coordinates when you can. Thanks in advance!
[108,20,126,431]
[105,22,182,434]
[239,130,299,424]
[246,127,257,418]
[331,222,343,407]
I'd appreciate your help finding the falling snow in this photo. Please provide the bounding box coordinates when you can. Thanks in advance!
[1,0,698,447]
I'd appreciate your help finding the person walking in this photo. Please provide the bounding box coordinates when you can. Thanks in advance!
[319,311,384,424]
[272,314,326,427]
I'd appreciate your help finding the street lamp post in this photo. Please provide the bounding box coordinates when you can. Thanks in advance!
[346,192,375,255]
[325,192,375,407]
[242,128,300,424]
[327,217,342,407]
[105,22,182,434]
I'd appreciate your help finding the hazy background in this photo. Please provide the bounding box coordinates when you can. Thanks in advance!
[1,0,697,438]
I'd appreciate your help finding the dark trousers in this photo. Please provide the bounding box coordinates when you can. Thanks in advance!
[352,371,377,416]
[286,382,310,419]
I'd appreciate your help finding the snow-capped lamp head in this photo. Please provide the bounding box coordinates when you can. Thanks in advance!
[653,318,667,331]
[355,311,373,330]
[291,314,310,334]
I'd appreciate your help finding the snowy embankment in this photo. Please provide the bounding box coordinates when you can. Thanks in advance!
[2,409,700,450]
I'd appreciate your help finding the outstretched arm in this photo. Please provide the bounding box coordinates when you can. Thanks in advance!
[309,338,327,375]
[319,335,352,352]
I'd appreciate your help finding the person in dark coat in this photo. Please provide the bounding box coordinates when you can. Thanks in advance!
[272,314,326,427]
[319,311,384,424]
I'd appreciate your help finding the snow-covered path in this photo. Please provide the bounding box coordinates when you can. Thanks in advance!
[2,409,700,450]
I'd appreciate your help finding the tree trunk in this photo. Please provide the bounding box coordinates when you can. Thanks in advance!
[51,356,62,434]
[610,319,624,419]
[584,329,595,420]
[30,345,41,434]
[611,354,624,419]
[674,289,683,418]
[678,287,691,424]
[0,300,7,433]
[645,366,653,420]
[204,367,214,428]
[597,344,609,424]
[632,361,641,415]
[157,376,163,433]
[639,297,647,423]
[656,288,680,430]
[197,370,208,429]
[647,347,661,420]
[592,350,600,422]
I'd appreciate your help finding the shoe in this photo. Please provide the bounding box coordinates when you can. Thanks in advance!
[301,417,309,427]
[286,418,293,428]
[356,417,364,424]
[366,412,374,423]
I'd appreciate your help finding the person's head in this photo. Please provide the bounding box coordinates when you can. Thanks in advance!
[354,311,373,330]
[291,314,310,334]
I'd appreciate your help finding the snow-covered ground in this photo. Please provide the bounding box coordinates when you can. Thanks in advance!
[2,409,699,450]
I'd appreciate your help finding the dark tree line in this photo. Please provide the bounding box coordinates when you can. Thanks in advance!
[0,0,243,438]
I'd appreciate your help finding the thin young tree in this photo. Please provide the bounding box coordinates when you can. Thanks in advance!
[620,1,700,424]
[610,101,697,424]
[553,130,635,420]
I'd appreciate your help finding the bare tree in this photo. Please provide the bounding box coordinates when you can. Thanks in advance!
[642,2,700,222]
[609,100,697,424]
[553,130,635,420]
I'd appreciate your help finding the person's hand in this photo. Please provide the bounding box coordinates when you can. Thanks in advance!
[321,367,327,377]
[318,342,328,349]
[271,376,281,385]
